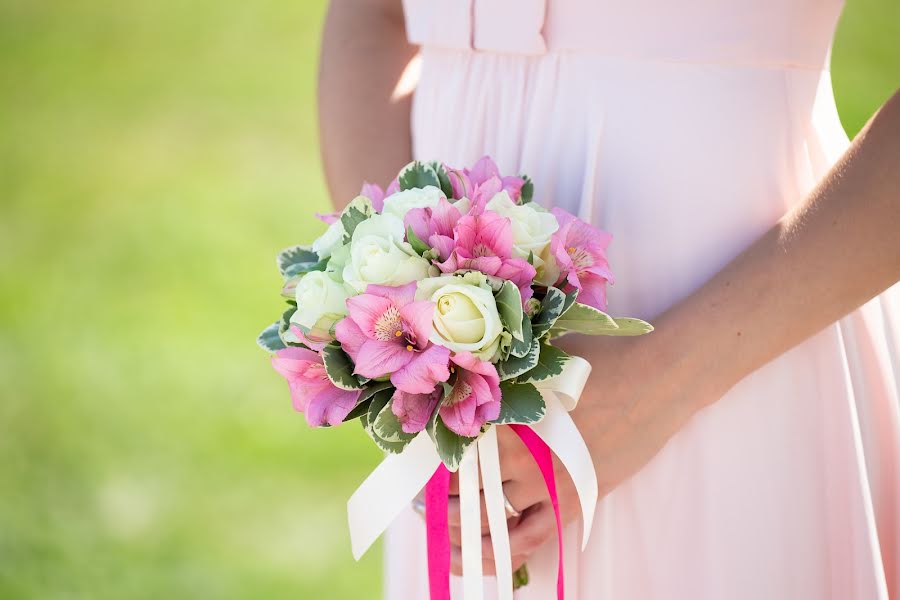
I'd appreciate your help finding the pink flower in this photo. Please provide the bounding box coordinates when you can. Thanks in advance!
[448,156,525,203]
[359,179,400,213]
[405,198,463,261]
[271,347,362,427]
[392,387,442,434]
[335,283,451,394]
[316,211,340,225]
[550,208,615,310]
[437,210,537,301]
[439,352,502,437]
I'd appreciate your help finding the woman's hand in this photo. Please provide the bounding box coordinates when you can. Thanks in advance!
[445,333,710,576]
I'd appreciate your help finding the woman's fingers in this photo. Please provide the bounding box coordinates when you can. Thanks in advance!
[504,503,556,560]
[446,481,545,529]
[448,515,521,546]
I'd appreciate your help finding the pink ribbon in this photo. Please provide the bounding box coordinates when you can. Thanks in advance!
[425,465,452,600]
[423,425,566,600]
[511,424,565,599]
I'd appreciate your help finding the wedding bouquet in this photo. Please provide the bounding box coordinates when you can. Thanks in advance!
[258,157,651,599]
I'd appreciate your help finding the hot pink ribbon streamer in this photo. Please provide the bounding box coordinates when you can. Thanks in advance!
[425,465,452,600]
[424,426,565,599]
[511,424,565,599]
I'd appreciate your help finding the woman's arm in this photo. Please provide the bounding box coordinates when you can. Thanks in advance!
[318,0,417,209]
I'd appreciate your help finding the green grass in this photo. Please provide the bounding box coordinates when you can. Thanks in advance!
[0,1,896,598]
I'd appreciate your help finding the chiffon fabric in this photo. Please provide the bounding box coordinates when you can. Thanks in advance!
[385,1,900,597]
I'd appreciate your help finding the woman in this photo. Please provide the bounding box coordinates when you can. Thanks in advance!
[318,0,899,597]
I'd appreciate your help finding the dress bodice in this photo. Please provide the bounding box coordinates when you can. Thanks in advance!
[402,0,845,70]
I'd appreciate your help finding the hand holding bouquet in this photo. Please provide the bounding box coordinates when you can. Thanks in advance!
[258,157,652,599]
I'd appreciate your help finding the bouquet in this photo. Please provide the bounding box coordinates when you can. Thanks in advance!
[258,157,652,600]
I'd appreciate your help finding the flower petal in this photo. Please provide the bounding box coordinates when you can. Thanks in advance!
[392,344,451,394]
[305,385,362,427]
[334,317,367,363]
[392,388,442,433]
[354,339,413,378]
[346,294,395,339]
[400,300,436,350]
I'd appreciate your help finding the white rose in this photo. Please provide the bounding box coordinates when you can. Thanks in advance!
[416,274,504,361]
[311,218,345,259]
[290,270,350,339]
[343,213,433,293]
[382,186,445,219]
[486,191,558,278]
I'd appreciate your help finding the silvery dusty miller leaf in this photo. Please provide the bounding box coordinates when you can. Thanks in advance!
[495,381,546,425]
[321,343,363,390]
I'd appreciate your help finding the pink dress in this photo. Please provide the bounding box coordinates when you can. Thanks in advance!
[385,1,900,597]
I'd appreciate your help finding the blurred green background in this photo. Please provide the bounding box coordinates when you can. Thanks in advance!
[0,1,897,598]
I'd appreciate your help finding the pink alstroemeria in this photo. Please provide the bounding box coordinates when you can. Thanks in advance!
[550,208,615,311]
[315,211,340,225]
[448,156,525,203]
[271,347,362,427]
[335,283,451,394]
[440,352,502,438]
[404,197,463,261]
[437,210,537,301]
[359,179,400,213]
[392,387,443,434]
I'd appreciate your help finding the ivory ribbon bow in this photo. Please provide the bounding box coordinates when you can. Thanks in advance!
[347,356,598,599]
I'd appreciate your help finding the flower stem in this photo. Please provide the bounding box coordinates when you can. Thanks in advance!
[512,564,529,589]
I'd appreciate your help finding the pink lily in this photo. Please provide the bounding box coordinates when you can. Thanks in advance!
[404,197,464,261]
[335,283,451,394]
[392,387,443,434]
[550,208,615,311]
[448,156,525,203]
[437,210,537,301]
[359,179,400,213]
[439,352,502,438]
[271,347,362,427]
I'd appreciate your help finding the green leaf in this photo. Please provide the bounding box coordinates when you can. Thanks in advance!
[531,286,566,338]
[521,343,570,383]
[600,317,655,336]
[561,288,579,315]
[427,415,478,471]
[398,161,441,191]
[497,338,539,381]
[340,196,375,241]
[495,281,524,342]
[277,245,325,279]
[257,321,286,352]
[321,343,363,390]
[362,390,415,453]
[406,225,430,255]
[428,161,455,198]
[552,302,618,334]
[509,313,533,358]
[373,398,418,444]
[519,175,534,203]
[342,381,394,423]
[494,381,546,425]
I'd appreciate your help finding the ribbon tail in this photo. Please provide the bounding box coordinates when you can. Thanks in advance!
[459,444,484,600]
[531,392,599,550]
[347,432,442,560]
[511,424,565,599]
[477,427,514,600]
[425,465,452,600]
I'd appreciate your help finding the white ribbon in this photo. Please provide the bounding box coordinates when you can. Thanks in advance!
[347,355,598,599]
[478,427,513,600]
